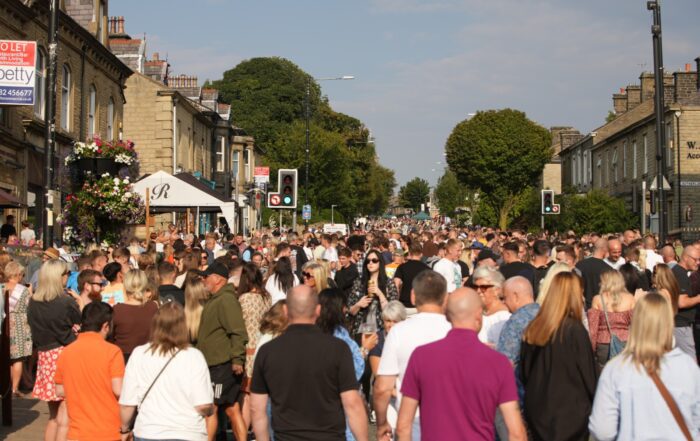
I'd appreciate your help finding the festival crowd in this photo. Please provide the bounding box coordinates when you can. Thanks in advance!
[2,217,700,441]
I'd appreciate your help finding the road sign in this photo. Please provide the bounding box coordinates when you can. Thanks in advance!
[254,166,270,184]
[0,40,37,106]
[649,176,671,191]
[267,169,298,209]
[302,204,311,220]
[269,194,280,206]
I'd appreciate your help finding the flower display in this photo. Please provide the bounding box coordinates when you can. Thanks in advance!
[64,136,138,166]
[59,174,145,246]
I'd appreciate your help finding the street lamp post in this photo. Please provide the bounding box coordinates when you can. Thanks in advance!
[647,0,668,244]
[304,75,354,228]
[331,204,337,224]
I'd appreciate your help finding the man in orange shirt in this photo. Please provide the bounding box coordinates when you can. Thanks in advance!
[55,302,124,441]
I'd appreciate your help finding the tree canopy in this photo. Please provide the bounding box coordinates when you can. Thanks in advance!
[445,109,552,229]
[399,178,431,212]
[211,57,395,218]
[434,170,467,216]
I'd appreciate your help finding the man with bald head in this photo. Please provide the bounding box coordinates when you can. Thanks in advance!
[671,245,700,357]
[396,288,526,441]
[495,276,541,440]
[250,285,369,441]
[605,238,626,270]
[576,238,610,308]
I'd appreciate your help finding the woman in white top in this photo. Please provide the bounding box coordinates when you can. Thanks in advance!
[264,257,299,304]
[589,292,700,440]
[119,302,214,441]
[472,266,510,346]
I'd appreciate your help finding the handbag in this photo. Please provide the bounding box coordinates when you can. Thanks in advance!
[648,368,693,441]
[599,294,625,360]
[126,349,181,431]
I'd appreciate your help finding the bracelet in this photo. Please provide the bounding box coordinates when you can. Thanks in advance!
[119,427,132,434]
[360,347,370,358]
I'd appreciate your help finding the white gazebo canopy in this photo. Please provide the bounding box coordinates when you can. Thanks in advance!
[132,170,237,228]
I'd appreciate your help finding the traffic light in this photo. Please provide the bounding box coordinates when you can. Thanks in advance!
[267,169,298,209]
[541,190,560,215]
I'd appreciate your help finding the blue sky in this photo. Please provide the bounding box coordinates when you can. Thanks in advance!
[112,0,700,186]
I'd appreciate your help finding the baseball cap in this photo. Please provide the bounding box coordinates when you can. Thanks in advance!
[193,261,229,279]
[470,242,485,250]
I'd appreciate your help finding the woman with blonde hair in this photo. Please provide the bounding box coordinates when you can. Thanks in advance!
[589,292,700,440]
[111,269,158,362]
[119,302,214,441]
[301,260,332,294]
[536,262,572,305]
[27,259,80,441]
[184,275,209,343]
[520,272,597,441]
[587,270,636,368]
[652,263,680,314]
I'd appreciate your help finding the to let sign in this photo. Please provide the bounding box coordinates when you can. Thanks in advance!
[254,166,270,184]
[0,40,36,106]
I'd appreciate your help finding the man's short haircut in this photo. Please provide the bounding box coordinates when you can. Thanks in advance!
[275,242,290,257]
[88,250,105,265]
[286,285,318,319]
[102,262,122,283]
[112,247,130,260]
[412,270,447,307]
[158,261,177,279]
[76,255,92,270]
[321,234,332,243]
[502,241,520,254]
[485,233,495,242]
[446,238,462,250]
[556,245,576,262]
[347,235,365,251]
[78,269,102,291]
[533,240,550,257]
[338,246,352,258]
[409,242,423,256]
[81,301,113,333]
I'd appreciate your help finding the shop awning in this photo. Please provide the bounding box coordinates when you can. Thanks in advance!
[132,171,237,227]
[0,189,26,208]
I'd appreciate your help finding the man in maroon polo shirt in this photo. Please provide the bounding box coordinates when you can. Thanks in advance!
[396,287,526,441]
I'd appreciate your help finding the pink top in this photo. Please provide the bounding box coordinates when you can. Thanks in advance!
[586,308,633,352]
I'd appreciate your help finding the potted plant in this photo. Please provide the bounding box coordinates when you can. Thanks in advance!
[65,136,139,184]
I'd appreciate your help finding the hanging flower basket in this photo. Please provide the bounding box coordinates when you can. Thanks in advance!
[66,136,139,186]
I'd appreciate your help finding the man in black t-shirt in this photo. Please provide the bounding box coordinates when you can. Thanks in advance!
[576,239,611,309]
[0,214,16,242]
[335,247,359,301]
[672,246,700,358]
[250,285,369,441]
[499,242,536,289]
[393,243,429,308]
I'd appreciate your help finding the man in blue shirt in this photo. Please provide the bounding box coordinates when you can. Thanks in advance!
[495,275,540,440]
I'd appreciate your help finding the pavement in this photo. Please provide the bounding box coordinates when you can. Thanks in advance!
[0,398,378,440]
[0,397,47,441]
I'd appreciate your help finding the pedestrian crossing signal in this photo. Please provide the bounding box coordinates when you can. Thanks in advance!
[541,190,560,215]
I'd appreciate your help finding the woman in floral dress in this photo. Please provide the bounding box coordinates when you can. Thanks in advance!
[7,261,32,396]
[237,263,272,439]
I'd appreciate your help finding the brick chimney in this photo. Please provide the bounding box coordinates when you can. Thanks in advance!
[613,88,627,115]
[640,72,655,102]
[696,56,700,90]
[674,64,698,102]
[626,84,641,110]
[152,52,159,61]
[108,16,129,39]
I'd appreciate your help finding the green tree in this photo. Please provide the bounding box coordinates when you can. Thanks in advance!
[399,178,431,212]
[445,109,552,229]
[558,190,637,233]
[211,57,395,218]
[434,170,467,216]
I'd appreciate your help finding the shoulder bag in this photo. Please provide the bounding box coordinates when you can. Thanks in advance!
[126,349,181,431]
[599,294,625,360]
[648,368,693,441]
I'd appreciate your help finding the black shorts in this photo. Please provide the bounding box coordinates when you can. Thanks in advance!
[209,362,242,405]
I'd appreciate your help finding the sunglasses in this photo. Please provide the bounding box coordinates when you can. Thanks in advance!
[302,271,314,279]
[473,284,494,292]
[365,258,381,264]
[90,281,106,287]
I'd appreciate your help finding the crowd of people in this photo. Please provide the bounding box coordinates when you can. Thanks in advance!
[2,219,700,440]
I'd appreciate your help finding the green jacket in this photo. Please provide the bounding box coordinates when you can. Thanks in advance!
[196,284,249,366]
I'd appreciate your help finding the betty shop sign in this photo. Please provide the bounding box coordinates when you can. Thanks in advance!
[0,40,36,106]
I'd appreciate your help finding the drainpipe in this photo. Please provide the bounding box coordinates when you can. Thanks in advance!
[79,45,87,140]
[172,96,178,224]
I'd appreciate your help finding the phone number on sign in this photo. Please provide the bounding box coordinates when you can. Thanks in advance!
[0,89,32,97]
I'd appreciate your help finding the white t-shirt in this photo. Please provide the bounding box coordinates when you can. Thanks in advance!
[478,309,512,345]
[265,273,300,304]
[433,258,462,292]
[20,228,35,246]
[644,249,664,272]
[120,345,213,441]
[377,312,451,410]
